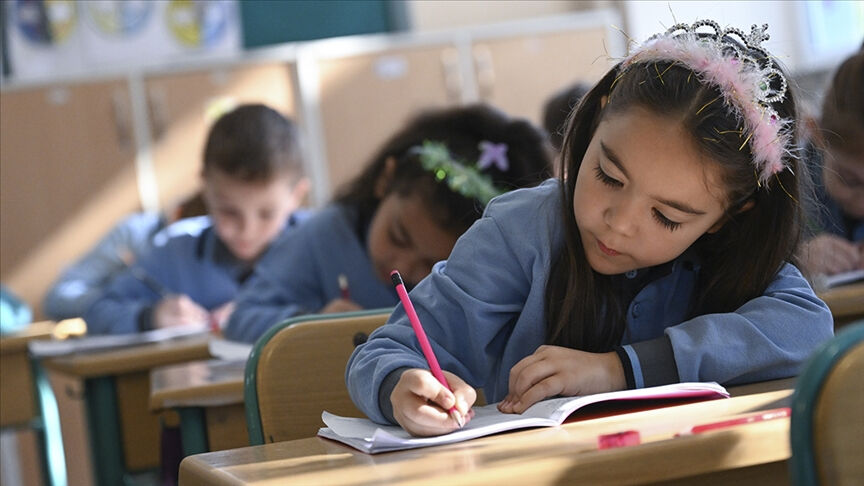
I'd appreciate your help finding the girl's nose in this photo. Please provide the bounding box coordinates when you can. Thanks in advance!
[604,200,637,236]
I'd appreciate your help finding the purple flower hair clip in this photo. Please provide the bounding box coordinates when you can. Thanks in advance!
[477,141,509,172]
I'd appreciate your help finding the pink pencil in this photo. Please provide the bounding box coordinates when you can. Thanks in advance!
[390,270,464,428]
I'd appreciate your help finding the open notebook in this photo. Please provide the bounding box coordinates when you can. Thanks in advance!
[318,381,729,454]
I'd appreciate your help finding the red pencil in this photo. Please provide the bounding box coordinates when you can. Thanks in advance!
[338,274,350,300]
[390,270,464,428]
[678,407,790,435]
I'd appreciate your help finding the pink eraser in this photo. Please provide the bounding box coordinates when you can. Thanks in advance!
[597,430,641,449]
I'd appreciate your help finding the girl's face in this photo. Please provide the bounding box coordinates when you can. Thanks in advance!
[572,107,729,275]
[204,170,306,263]
[367,193,460,286]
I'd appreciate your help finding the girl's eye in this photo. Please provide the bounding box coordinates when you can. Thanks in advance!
[652,209,681,232]
[594,166,623,188]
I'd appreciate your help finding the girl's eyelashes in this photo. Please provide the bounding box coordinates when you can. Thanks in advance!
[652,209,682,231]
[593,165,623,188]
[594,163,682,232]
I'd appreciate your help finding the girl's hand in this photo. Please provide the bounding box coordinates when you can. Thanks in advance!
[391,369,476,437]
[320,298,363,314]
[153,295,209,329]
[801,234,861,275]
[499,345,625,414]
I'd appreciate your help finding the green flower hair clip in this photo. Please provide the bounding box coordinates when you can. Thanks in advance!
[410,140,506,206]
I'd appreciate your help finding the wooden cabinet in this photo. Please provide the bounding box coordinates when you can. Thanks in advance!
[144,62,298,209]
[0,80,141,316]
[314,44,461,195]
[471,27,612,125]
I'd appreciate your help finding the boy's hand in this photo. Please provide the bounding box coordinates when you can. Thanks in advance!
[153,295,209,329]
[499,346,625,414]
[391,369,476,437]
[320,298,363,314]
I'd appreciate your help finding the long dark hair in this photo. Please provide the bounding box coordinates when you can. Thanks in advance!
[544,42,808,351]
[336,104,552,234]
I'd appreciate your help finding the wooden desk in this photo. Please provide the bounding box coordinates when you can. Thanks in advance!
[819,282,864,327]
[180,381,794,486]
[0,321,54,427]
[150,359,248,456]
[37,335,212,486]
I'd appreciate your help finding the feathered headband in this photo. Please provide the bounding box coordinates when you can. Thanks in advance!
[620,20,792,185]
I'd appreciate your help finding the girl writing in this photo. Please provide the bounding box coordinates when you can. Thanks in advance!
[224,104,552,343]
[347,21,835,436]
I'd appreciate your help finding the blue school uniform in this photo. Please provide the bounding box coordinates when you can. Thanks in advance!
[83,213,307,335]
[347,179,834,425]
[224,204,398,344]
[43,211,166,320]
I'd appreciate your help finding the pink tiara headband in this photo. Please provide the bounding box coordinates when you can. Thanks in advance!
[620,20,792,185]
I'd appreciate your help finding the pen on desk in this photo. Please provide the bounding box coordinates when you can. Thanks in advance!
[390,269,465,428]
[338,274,351,300]
[128,265,170,297]
[117,248,170,297]
[677,407,790,436]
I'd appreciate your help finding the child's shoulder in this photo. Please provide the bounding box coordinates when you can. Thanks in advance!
[281,204,358,243]
[151,216,213,247]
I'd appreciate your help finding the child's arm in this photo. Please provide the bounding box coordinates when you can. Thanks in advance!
[223,233,325,344]
[347,185,554,426]
[43,212,162,320]
[638,263,833,387]
[83,262,172,334]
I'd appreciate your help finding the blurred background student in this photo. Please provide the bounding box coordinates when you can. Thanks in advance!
[542,81,589,154]
[84,104,310,334]
[42,193,206,321]
[800,48,864,277]
[224,104,552,343]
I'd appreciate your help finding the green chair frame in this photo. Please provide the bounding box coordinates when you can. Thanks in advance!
[789,321,864,486]
[244,308,392,446]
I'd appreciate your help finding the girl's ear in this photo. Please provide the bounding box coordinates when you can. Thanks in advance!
[600,95,609,109]
[374,156,398,198]
[706,199,755,233]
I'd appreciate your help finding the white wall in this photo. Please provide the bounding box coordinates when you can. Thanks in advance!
[622,0,862,74]
[408,0,600,31]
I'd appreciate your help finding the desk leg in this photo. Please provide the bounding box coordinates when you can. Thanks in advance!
[31,361,67,486]
[178,408,208,457]
[84,377,125,486]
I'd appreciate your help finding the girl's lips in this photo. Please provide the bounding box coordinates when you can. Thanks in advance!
[597,239,620,256]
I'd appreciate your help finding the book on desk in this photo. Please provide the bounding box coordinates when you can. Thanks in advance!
[318,381,729,453]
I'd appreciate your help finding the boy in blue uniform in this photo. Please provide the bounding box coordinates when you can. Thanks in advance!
[84,104,309,334]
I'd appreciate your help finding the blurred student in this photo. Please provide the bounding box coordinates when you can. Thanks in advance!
[542,82,590,153]
[225,104,552,343]
[84,104,309,334]
[42,193,206,321]
[800,49,864,276]
[1,285,31,334]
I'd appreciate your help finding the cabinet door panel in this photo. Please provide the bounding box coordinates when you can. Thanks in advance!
[0,81,139,314]
[145,63,297,209]
[473,28,611,125]
[317,45,459,195]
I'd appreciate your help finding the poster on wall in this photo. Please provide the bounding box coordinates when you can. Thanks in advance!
[5,0,241,81]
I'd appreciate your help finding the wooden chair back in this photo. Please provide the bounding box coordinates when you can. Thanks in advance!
[244,309,391,445]
[790,322,864,486]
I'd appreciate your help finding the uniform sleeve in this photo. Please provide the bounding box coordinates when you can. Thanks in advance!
[82,250,169,334]
[346,203,535,424]
[43,213,160,320]
[625,263,834,386]
[223,232,327,344]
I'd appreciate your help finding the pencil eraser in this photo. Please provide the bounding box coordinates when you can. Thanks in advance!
[597,430,641,449]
